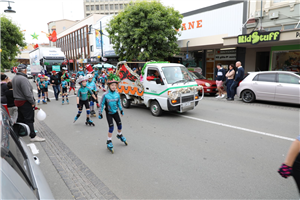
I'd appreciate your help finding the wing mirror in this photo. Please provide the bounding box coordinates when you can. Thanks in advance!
[13,123,30,137]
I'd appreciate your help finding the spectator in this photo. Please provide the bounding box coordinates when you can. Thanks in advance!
[50,71,62,101]
[215,63,226,99]
[12,64,45,142]
[5,82,18,124]
[225,64,235,101]
[133,68,137,73]
[137,67,142,76]
[230,61,245,100]
[1,73,10,114]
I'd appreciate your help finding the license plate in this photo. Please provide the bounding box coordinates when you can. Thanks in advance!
[182,102,191,107]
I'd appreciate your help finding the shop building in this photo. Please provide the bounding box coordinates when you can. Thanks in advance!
[177,1,247,80]
[223,0,300,72]
[56,14,104,71]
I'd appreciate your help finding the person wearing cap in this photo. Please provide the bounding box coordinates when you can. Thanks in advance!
[98,73,127,152]
[11,64,45,142]
[1,73,10,114]
[76,66,85,79]
[50,70,62,101]
[132,68,137,73]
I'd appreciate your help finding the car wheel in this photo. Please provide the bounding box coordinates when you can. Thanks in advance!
[241,90,255,103]
[121,95,131,108]
[150,101,163,116]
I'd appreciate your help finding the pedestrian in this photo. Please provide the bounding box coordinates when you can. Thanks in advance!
[86,74,98,116]
[11,64,45,142]
[73,76,97,126]
[278,135,300,194]
[1,73,10,114]
[61,77,69,104]
[98,73,127,153]
[69,78,76,95]
[5,82,18,124]
[50,71,61,101]
[230,61,245,100]
[225,64,235,101]
[137,66,142,76]
[133,68,137,74]
[42,76,50,102]
[215,63,226,99]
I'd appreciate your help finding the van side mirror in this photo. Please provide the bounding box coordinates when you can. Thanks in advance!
[13,123,30,137]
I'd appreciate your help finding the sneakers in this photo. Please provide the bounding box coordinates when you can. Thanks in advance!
[37,99,40,104]
[220,94,225,98]
[42,100,47,104]
[215,95,220,98]
[47,98,51,102]
[62,100,64,104]
[30,136,46,142]
[74,93,77,95]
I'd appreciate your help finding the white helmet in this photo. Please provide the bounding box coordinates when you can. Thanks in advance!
[62,67,67,71]
[76,75,87,84]
[87,74,93,79]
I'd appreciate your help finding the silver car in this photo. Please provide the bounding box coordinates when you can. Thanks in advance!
[1,106,54,199]
[237,71,300,104]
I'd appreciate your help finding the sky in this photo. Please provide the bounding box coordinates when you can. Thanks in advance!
[0,0,227,44]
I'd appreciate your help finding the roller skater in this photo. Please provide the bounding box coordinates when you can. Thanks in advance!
[38,76,47,104]
[86,74,98,117]
[99,73,107,92]
[74,76,98,126]
[42,76,50,102]
[61,77,69,104]
[76,66,85,79]
[98,73,127,154]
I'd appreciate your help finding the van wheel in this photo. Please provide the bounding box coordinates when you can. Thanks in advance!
[121,95,131,108]
[241,90,255,103]
[150,101,162,116]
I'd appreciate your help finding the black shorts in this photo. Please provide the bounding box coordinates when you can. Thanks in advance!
[62,88,68,93]
[79,100,90,110]
[105,111,121,127]
[42,88,48,93]
[88,91,97,101]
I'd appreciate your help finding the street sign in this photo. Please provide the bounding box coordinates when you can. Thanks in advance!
[186,54,189,59]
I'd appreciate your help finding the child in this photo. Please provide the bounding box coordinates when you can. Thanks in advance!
[61,77,69,104]
[42,76,50,102]
[76,66,85,78]
[36,74,42,103]
[74,76,98,126]
[99,73,107,92]
[69,78,76,95]
[5,82,18,123]
[98,73,127,153]
[38,76,47,104]
[86,74,98,116]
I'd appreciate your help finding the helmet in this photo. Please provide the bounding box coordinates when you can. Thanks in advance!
[38,74,42,78]
[79,66,83,71]
[87,74,93,79]
[107,74,120,85]
[62,67,67,71]
[76,75,87,84]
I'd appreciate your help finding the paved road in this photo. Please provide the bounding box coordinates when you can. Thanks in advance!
[6,72,300,199]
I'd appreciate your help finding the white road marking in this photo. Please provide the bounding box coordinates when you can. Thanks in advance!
[178,115,295,141]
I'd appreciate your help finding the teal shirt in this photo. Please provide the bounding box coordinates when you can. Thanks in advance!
[77,86,93,101]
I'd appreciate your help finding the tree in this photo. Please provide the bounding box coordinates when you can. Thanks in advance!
[106,0,183,61]
[1,15,26,71]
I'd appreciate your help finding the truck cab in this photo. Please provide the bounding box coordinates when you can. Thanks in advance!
[118,62,203,116]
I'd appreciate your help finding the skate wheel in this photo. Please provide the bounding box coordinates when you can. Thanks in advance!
[85,122,88,125]
[125,141,128,146]
[92,124,95,126]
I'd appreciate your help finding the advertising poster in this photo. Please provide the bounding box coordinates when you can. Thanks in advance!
[95,30,102,49]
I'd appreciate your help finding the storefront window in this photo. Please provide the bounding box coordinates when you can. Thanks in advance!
[272,50,300,71]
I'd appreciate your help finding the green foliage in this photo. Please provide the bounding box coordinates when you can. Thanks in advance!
[1,15,26,71]
[106,0,183,61]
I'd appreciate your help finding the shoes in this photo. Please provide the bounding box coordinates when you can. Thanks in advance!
[221,94,225,98]
[67,99,69,104]
[56,98,58,101]
[62,100,64,104]
[30,136,46,142]
[47,98,51,102]
[74,93,76,95]
[37,100,40,104]
[42,100,47,104]
[227,98,234,101]
[215,95,220,98]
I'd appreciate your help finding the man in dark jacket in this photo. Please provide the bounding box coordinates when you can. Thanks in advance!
[229,61,245,101]
[50,70,62,100]
[12,64,45,142]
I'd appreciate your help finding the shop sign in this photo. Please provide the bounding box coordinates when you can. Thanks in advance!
[215,54,236,61]
[237,31,280,45]
[178,20,202,31]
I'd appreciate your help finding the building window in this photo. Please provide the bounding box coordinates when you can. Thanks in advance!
[100,5,104,10]
[110,4,114,10]
[86,0,89,2]
[268,26,281,31]
[105,4,108,10]
[91,0,94,2]
[271,50,300,71]
[96,5,99,10]
[115,4,118,9]
[91,5,94,11]
[86,5,90,11]
[96,0,99,1]
[273,0,287,3]
[284,24,296,30]
[105,0,108,1]
[86,14,90,16]
[120,4,123,9]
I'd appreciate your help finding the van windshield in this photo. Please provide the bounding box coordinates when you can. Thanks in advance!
[162,66,195,84]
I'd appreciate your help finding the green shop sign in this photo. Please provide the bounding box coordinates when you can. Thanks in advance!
[238,31,280,45]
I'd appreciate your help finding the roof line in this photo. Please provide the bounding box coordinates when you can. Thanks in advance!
[181,0,244,17]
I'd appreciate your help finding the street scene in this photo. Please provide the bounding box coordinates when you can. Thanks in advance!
[1,0,300,199]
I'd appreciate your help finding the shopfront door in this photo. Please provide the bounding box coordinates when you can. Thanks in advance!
[206,62,214,80]
[256,52,270,71]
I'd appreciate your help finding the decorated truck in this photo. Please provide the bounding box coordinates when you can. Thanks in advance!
[116,61,204,116]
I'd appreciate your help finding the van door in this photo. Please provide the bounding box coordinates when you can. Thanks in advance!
[275,73,300,104]
[252,73,277,101]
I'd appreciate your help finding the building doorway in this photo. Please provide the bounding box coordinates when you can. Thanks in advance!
[256,52,270,71]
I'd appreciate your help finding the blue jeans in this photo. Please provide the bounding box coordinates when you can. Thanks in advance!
[226,79,233,99]
[230,80,239,99]
[52,85,61,100]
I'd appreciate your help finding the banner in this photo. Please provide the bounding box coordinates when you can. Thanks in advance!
[52,65,60,71]
[95,30,102,49]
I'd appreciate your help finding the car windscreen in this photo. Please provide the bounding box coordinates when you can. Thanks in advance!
[191,71,206,79]
[162,66,195,84]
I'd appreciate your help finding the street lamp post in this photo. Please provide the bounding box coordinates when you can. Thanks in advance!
[89,20,106,61]
[0,0,16,13]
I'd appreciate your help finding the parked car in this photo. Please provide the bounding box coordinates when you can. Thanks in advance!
[189,71,219,95]
[237,71,300,104]
[1,106,54,199]
[27,65,33,79]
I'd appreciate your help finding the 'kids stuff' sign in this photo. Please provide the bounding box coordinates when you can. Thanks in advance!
[238,31,280,45]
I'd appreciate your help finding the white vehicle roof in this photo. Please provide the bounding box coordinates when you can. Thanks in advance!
[147,63,184,69]
[248,71,298,75]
